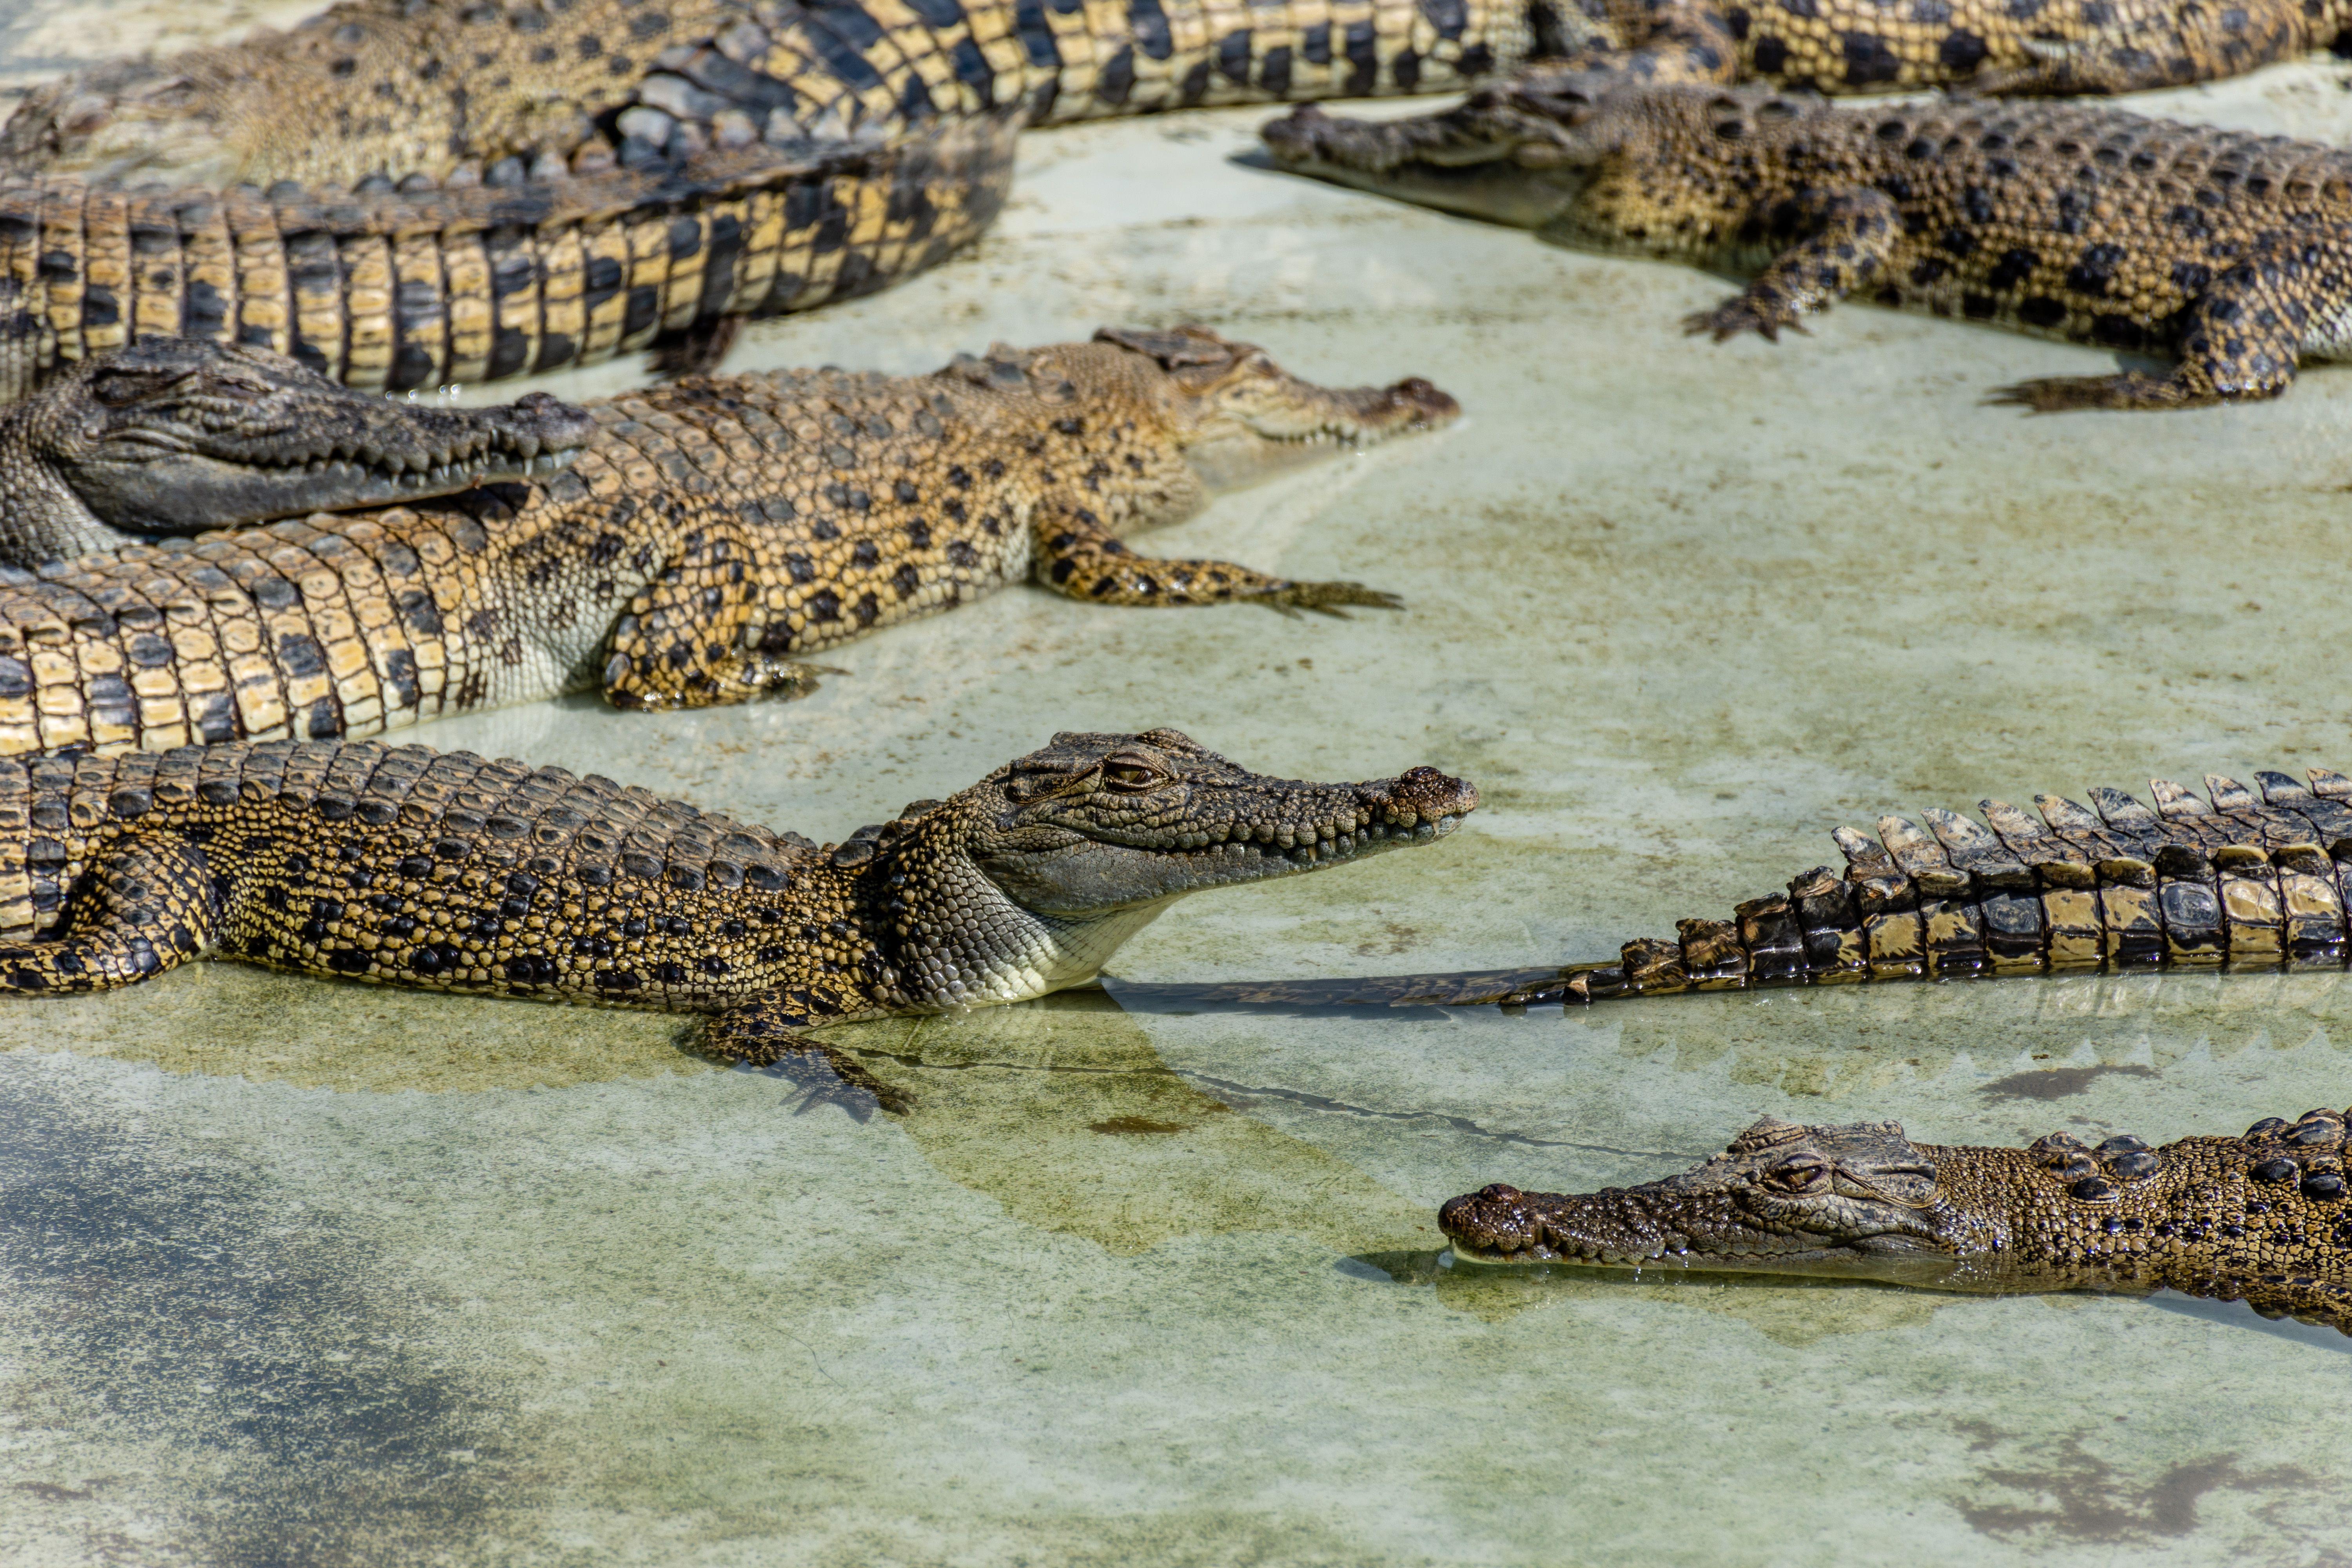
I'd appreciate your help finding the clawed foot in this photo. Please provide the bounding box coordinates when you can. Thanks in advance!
[1249,581,1406,619]
[744,657,848,701]
[1682,295,1808,344]
[1985,372,2201,413]
[737,1043,913,1118]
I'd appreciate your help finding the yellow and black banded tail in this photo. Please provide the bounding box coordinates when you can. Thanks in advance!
[0,117,1017,403]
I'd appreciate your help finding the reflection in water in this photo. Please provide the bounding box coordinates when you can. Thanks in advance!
[826,991,1439,1256]
[1116,963,2352,1107]
[1345,1249,1945,1345]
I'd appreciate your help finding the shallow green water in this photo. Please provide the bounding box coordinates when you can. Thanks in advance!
[7,12,2352,1561]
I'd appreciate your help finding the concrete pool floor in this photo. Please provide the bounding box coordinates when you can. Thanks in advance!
[7,8,2352,1559]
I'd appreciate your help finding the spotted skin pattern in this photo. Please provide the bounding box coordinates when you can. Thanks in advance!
[0,327,1455,756]
[1268,80,2352,410]
[0,729,1478,1110]
[1440,1111,2352,1332]
[0,0,1542,401]
[1518,0,2320,97]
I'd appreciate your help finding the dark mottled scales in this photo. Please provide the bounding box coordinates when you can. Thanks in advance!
[1456,0,2326,94]
[0,0,1543,401]
[0,728,1477,1113]
[1271,80,2352,408]
[1441,1109,2352,1335]
[0,327,1448,752]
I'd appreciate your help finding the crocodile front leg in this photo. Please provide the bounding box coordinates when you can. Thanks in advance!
[1030,505,1402,617]
[1684,188,1902,342]
[704,995,909,1116]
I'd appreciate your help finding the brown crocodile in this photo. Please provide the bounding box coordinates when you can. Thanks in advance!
[1265,77,2352,409]
[0,727,1477,1111]
[0,325,1454,755]
[1439,1111,2352,1330]
[0,0,1549,402]
[0,335,595,564]
[1100,763,2352,1013]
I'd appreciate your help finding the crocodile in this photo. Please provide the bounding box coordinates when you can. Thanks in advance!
[0,325,1454,754]
[0,727,1477,1111]
[1439,1110,2352,1330]
[0,0,1552,402]
[0,335,595,564]
[1264,78,2352,409]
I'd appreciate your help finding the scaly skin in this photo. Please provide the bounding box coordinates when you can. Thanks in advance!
[1441,1111,2352,1331]
[1101,762,2352,1012]
[1445,0,2328,97]
[0,326,1456,755]
[0,0,1545,401]
[0,337,593,564]
[1265,78,2352,409]
[0,728,1477,1112]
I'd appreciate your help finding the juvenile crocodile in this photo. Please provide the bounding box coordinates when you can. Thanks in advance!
[0,336,593,564]
[0,727,1477,1110]
[1265,79,2352,409]
[1440,1111,2352,1330]
[0,0,1550,401]
[0,325,1454,755]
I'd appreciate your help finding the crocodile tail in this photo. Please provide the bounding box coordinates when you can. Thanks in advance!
[0,118,1017,403]
[1558,766,2352,1004]
[1008,0,1544,125]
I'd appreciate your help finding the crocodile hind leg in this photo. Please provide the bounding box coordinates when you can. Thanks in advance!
[600,533,845,710]
[1965,2,2307,94]
[0,835,218,993]
[1991,239,2327,412]
[1031,507,1402,617]
[1684,189,1902,341]
[702,995,911,1117]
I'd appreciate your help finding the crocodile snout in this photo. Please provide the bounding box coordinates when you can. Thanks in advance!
[1372,765,1478,829]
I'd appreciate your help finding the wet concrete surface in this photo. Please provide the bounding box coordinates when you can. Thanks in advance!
[6,4,2352,1559]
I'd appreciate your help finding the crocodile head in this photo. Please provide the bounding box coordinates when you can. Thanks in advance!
[945,327,1457,502]
[856,728,1478,1009]
[1259,72,1642,233]
[0,56,252,187]
[1441,1117,1974,1283]
[0,338,595,564]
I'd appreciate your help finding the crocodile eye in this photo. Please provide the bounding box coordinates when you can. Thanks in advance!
[1101,762,1162,792]
[1764,1154,1830,1192]
[90,372,158,407]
